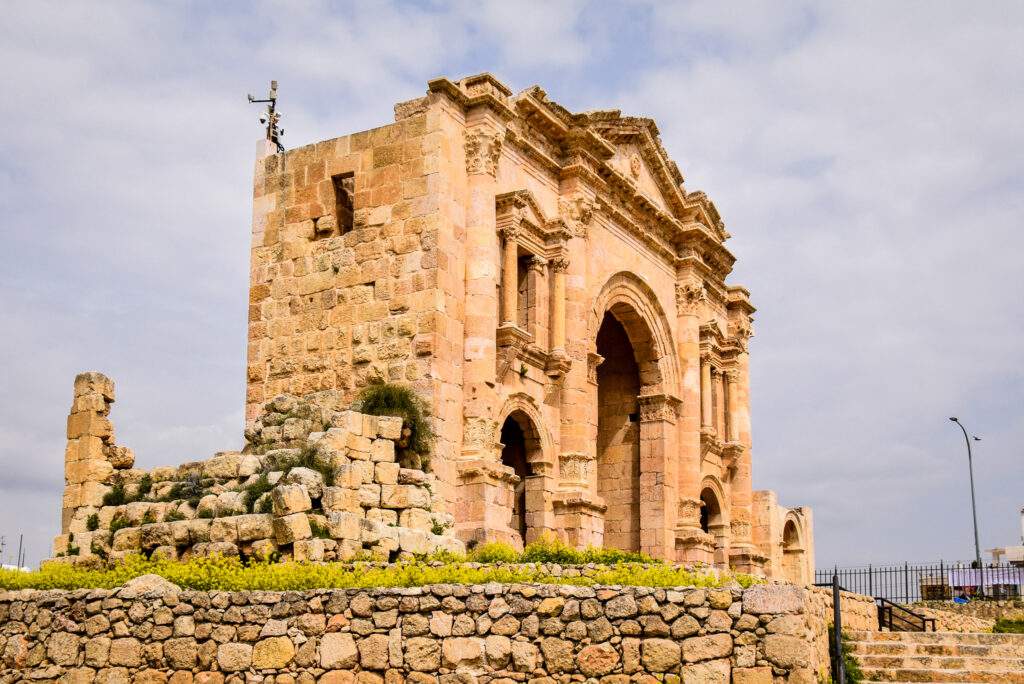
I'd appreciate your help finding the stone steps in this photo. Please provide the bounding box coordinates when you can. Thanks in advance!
[847,630,1024,683]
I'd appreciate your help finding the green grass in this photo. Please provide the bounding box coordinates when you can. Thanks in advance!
[243,474,275,513]
[994,619,1024,634]
[0,554,755,592]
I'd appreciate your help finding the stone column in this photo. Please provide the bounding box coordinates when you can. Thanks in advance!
[460,126,502,461]
[456,125,506,544]
[638,394,679,560]
[549,256,569,357]
[674,282,708,562]
[500,225,519,327]
[714,370,726,437]
[700,355,713,430]
[528,256,548,344]
[726,370,740,443]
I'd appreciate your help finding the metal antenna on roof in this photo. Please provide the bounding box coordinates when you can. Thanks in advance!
[248,80,284,152]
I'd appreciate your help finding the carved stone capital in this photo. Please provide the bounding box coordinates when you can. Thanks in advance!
[675,282,706,315]
[528,255,548,274]
[465,130,502,176]
[550,256,570,273]
[638,393,680,423]
[558,194,596,238]
[730,319,753,349]
[677,497,703,526]
[498,224,520,242]
[558,451,594,488]
[587,352,605,385]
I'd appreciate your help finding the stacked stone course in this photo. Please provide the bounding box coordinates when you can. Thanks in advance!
[53,375,463,565]
[1,582,843,683]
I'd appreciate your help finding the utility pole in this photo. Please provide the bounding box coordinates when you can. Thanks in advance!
[247,81,284,152]
[17,534,23,569]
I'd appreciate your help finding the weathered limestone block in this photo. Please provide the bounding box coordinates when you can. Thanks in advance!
[641,638,681,672]
[577,643,619,677]
[442,637,485,670]
[762,634,810,669]
[273,513,312,544]
[203,453,243,479]
[681,634,732,663]
[320,633,358,669]
[293,538,325,562]
[680,659,731,684]
[742,585,804,615]
[283,467,325,499]
[272,484,312,516]
[326,511,361,540]
[380,484,430,510]
[252,636,295,669]
[235,513,274,541]
[217,642,253,672]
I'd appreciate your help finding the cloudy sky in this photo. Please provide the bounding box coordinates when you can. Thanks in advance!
[2,1,1022,569]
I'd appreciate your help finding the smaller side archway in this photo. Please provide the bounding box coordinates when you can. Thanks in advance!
[781,516,807,585]
[495,401,551,547]
[699,477,730,566]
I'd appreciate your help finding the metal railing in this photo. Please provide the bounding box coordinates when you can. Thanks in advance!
[815,561,1024,604]
[877,596,936,632]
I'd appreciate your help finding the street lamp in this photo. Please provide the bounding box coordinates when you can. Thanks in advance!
[949,417,983,594]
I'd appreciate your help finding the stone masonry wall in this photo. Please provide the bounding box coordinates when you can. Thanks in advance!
[1,582,842,684]
[804,586,876,677]
[55,376,463,566]
[912,598,1024,623]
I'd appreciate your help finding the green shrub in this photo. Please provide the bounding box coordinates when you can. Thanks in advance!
[197,508,215,519]
[257,496,274,514]
[164,509,186,523]
[166,473,204,506]
[109,515,130,536]
[137,474,153,498]
[825,627,863,683]
[522,534,655,565]
[86,514,99,532]
[354,383,433,469]
[0,555,754,592]
[90,540,108,560]
[243,474,275,513]
[295,445,335,487]
[141,509,157,525]
[994,619,1024,634]
[102,482,128,507]
[309,519,331,539]
[470,542,520,564]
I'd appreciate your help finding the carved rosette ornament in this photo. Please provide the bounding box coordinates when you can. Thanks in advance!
[558,194,596,238]
[465,130,502,176]
[675,282,706,315]
[630,154,642,179]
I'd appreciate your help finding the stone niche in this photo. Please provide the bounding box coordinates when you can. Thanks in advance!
[52,373,464,565]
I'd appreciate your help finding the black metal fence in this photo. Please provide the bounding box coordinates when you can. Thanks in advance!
[815,562,1024,604]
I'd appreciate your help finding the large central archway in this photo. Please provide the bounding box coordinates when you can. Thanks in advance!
[596,312,642,552]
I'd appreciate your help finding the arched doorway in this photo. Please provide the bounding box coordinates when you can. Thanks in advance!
[596,312,642,552]
[782,519,805,584]
[700,486,728,565]
[499,410,547,546]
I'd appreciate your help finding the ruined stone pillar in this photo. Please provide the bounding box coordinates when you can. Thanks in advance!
[714,370,726,436]
[56,372,134,557]
[549,256,568,357]
[500,225,519,327]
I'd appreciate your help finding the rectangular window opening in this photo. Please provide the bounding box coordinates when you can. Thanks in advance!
[331,172,355,236]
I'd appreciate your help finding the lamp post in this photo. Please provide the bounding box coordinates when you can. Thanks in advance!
[949,417,983,595]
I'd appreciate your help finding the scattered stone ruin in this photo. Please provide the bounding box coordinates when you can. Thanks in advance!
[54,372,463,564]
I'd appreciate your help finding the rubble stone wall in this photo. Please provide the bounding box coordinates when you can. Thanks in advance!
[912,598,1024,622]
[55,376,463,566]
[1,583,840,684]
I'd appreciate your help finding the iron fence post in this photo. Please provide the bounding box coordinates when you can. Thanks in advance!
[833,573,846,684]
